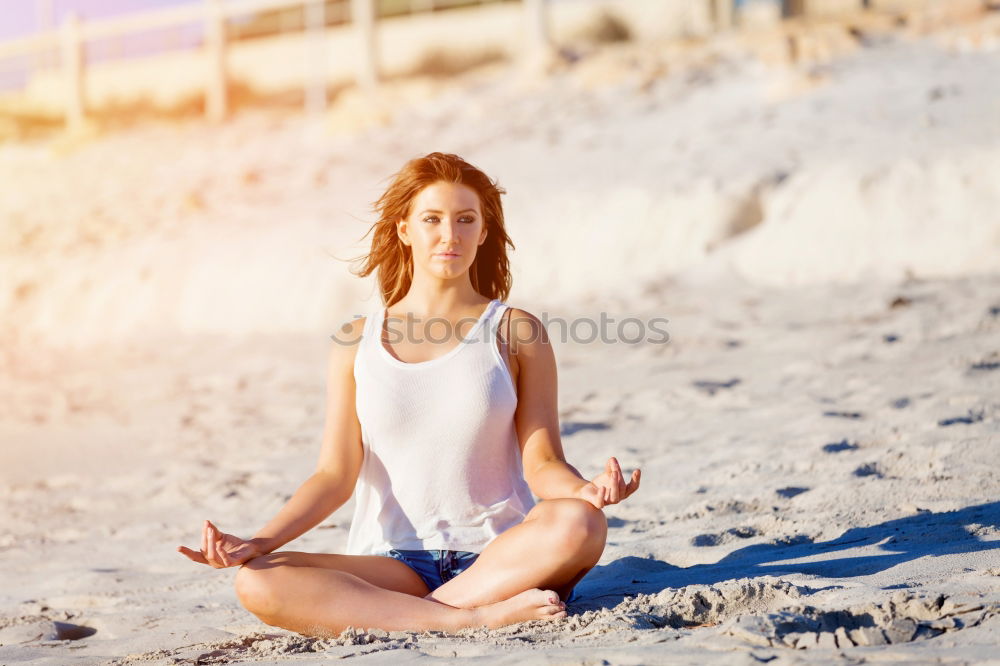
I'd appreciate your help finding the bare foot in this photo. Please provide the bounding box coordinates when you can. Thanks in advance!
[471,588,567,629]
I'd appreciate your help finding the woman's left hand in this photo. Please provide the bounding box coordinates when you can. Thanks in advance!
[576,457,641,510]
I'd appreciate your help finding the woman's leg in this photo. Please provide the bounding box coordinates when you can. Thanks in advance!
[426,498,608,609]
[239,551,432,596]
[234,551,567,636]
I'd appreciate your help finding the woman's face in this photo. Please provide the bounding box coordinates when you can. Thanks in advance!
[398,181,487,282]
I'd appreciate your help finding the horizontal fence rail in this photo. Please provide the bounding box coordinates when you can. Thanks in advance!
[0,0,515,128]
[0,0,882,130]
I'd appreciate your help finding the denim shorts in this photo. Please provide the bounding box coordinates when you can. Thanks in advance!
[376,549,479,593]
[375,548,579,603]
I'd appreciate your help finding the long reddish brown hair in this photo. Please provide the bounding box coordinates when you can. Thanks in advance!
[351,152,514,306]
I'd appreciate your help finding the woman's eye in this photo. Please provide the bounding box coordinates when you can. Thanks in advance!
[422,215,475,223]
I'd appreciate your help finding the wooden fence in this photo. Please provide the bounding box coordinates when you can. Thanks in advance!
[0,0,522,130]
[0,0,883,130]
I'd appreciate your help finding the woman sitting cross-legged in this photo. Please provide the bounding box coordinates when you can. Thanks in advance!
[177,151,641,636]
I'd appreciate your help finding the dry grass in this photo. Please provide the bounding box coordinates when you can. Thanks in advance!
[0,76,359,143]
[0,110,64,143]
[573,10,633,45]
[392,45,508,80]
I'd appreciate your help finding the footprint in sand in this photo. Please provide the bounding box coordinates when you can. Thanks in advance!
[853,463,884,478]
[776,487,809,499]
[691,533,722,547]
[822,410,864,420]
[691,526,760,547]
[969,354,999,372]
[938,409,984,427]
[889,295,913,309]
[771,534,814,546]
[692,378,741,396]
[559,421,611,437]
[822,439,859,453]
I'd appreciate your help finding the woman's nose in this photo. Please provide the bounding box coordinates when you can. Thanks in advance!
[439,219,459,242]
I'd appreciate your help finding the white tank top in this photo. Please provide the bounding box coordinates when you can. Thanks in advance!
[344,298,536,555]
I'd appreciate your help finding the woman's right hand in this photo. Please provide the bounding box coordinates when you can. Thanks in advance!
[177,519,265,568]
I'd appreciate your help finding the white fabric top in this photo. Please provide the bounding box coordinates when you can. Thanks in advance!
[344,298,536,555]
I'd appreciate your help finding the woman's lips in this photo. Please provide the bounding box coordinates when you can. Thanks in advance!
[435,252,460,259]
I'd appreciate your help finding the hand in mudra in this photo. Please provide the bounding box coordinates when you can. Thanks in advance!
[576,457,641,510]
[177,519,263,568]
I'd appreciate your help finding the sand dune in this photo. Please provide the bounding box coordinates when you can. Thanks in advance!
[3,20,999,346]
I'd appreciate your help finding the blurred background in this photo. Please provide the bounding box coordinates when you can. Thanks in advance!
[0,0,998,352]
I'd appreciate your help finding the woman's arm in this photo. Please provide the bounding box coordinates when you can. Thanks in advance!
[510,309,640,508]
[178,317,367,567]
[509,310,589,500]
[249,317,366,553]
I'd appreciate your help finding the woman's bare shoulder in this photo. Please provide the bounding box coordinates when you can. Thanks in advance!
[328,316,367,369]
[503,307,551,355]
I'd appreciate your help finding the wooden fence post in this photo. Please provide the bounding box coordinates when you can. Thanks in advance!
[523,0,551,70]
[351,0,378,93]
[784,0,806,16]
[60,12,85,132]
[36,0,54,71]
[304,0,327,114]
[712,0,734,29]
[205,0,227,123]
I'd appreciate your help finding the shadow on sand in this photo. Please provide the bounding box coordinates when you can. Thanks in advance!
[573,501,1000,610]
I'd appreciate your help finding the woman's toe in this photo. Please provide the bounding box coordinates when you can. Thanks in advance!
[538,589,560,604]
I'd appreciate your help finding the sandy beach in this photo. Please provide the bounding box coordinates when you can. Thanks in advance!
[1,4,999,663]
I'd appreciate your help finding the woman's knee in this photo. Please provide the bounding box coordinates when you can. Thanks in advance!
[541,498,608,555]
[234,555,283,621]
